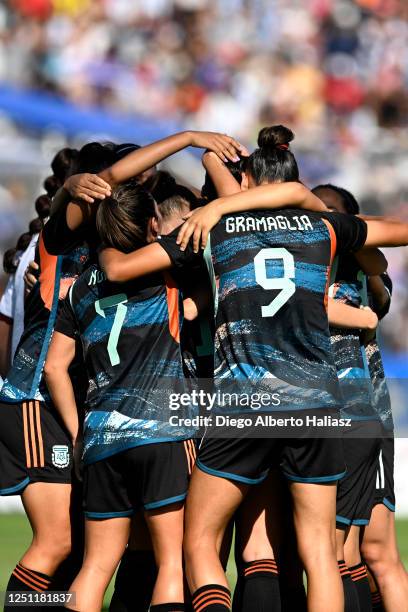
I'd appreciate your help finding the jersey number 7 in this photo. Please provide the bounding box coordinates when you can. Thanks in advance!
[254,248,295,317]
[95,293,128,366]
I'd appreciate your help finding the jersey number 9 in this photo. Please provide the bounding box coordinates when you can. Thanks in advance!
[254,248,295,318]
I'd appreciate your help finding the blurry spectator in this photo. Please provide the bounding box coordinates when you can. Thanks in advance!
[0,0,407,350]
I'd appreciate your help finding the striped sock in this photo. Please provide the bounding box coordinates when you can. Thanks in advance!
[241,559,281,611]
[371,588,384,610]
[4,564,52,611]
[242,558,279,579]
[349,563,372,612]
[192,585,231,611]
[337,560,360,612]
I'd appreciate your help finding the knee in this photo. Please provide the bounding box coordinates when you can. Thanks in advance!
[33,531,72,565]
[296,526,336,568]
[184,527,213,562]
[362,540,401,578]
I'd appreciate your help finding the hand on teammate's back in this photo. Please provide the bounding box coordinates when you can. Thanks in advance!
[177,202,222,252]
[24,260,39,295]
[359,305,379,345]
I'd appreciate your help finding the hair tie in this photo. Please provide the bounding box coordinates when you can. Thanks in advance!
[277,144,289,150]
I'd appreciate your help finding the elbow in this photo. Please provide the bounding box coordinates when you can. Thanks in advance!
[43,359,59,383]
[293,183,309,206]
[102,263,124,283]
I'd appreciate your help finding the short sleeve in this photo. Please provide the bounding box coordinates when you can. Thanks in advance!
[42,196,88,255]
[54,289,79,340]
[322,213,367,254]
[156,226,203,269]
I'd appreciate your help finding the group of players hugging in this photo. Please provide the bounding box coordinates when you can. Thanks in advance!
[0,125,407,612]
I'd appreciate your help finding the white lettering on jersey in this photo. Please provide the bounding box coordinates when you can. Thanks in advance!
[88,270,106,286]
[226,215,314,233]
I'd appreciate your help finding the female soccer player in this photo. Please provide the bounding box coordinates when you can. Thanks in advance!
[0,146,92,609]
[313,184,408,612]
[69,126,408,612]
[44,181,204,612]
[167,127,408,612]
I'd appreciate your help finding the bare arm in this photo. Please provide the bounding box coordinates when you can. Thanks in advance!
[99,243,173,283]
[202,150,242,197]
[177,182,328,252]
[52,131,243,232]
[354,248,387,276]
[61,176,111,231]
[328,299,378,330]
[99,131,242,187]
[367,275,391,317]
[360,216,408,247]
[44,332,79,444]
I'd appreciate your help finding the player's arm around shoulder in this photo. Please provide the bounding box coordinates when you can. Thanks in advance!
[328,298,378,331]
[44,330,79,444]
[358,214,408,247]
[99,243,173,283]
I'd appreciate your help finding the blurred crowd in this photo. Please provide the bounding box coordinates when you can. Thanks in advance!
[0,0,407,350]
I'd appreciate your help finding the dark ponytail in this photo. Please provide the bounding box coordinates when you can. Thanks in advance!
[96,181,156,254]
[247,125,299,185]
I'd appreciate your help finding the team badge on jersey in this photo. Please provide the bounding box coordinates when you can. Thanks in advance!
[52,445,70,468]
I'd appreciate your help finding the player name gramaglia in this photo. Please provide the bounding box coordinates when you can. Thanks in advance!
[169,415,352,428]
[226,214,314,233]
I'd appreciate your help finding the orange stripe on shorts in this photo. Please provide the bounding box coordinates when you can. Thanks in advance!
[28,402,38,467]
[22,402,31,468]
[35,401,45,467]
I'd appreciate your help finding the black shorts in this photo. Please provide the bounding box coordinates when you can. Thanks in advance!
[336,422,382,529]
[373,435,395,512]
[83,439,196,519]
[197,434,346,485]
[0,400,72,495]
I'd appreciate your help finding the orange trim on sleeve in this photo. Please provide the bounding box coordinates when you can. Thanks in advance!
[322,218,338,312]
[38,234,58,312]
[163,272,180,344]
[322,218,337,264]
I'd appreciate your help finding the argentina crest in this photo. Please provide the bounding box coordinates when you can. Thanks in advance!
[52,445,70,468]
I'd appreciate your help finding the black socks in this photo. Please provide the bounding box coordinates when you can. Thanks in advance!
[192,585,231,611]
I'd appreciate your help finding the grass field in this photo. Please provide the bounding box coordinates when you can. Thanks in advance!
[1,513,407,610]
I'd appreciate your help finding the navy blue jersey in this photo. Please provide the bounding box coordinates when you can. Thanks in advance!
[0,232,92,403]
[205,210,367,411]
[55,264,196,464]
[329,255,377,421]
[366,273,393,430]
